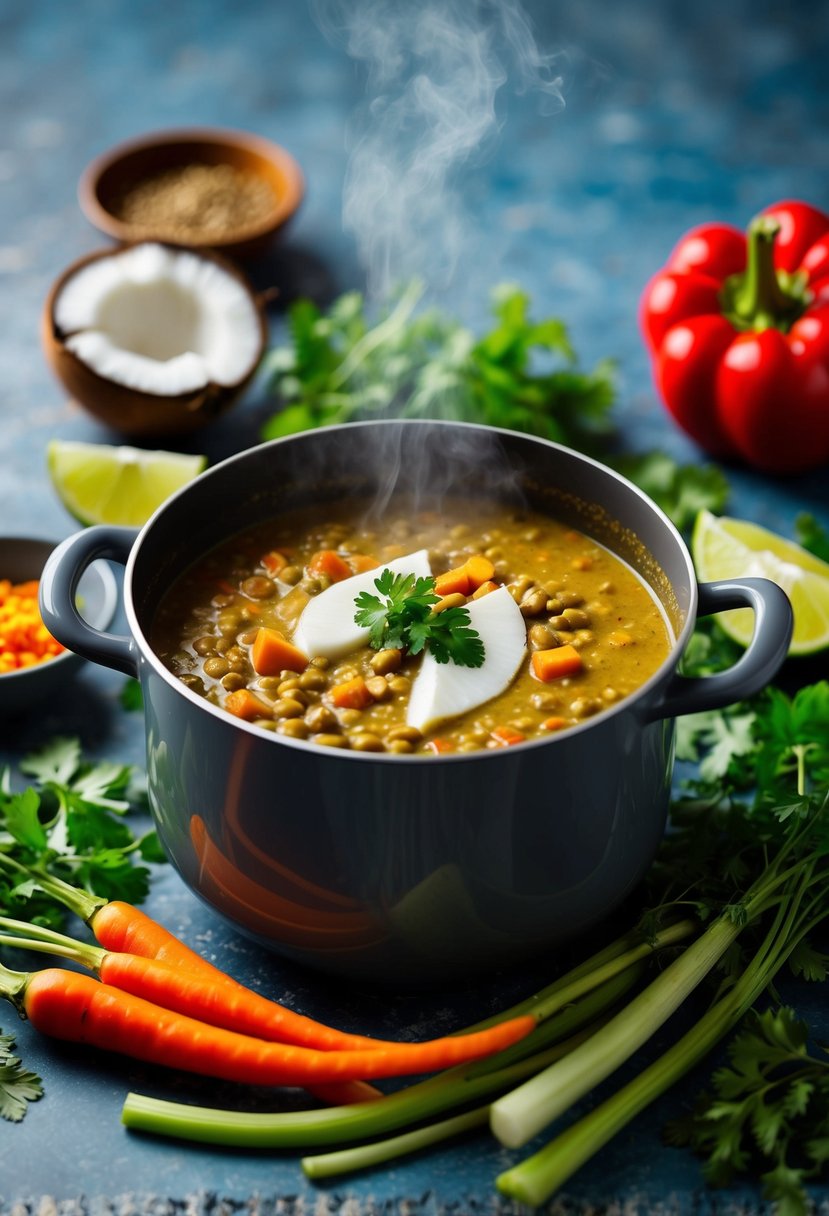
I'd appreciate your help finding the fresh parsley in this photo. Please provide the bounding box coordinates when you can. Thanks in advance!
[0,737,162,931]
[0,1031,42,1122]
[666,1006,829,1216]
[354,569,485,668]
[120,677,144,712]
[611,451,730,533]
[261,283,730,531]
[262,282,616,452]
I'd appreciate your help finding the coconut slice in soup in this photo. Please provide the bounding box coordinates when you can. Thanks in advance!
[407,587,527,733]
[293,549,432,660]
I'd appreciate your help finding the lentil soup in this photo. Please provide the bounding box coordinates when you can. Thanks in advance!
[151,500,673,754]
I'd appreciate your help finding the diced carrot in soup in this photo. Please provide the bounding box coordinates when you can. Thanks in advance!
[252,628,308,676]
[531,645,584,682]
[463,555,495,589]
[308,550,353,583]
[225,690,273,721]
[330,676,375,710]
[434,566,473,597]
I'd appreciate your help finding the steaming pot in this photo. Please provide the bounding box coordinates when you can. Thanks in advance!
[39,421,792,984]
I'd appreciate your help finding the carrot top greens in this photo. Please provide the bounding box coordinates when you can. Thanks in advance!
[354,569,485,667]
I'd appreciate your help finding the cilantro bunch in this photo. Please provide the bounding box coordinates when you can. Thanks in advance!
[262,281,616,451]
[261,281,732,532]
[0,1031,41,1123]
[0,737,162,933]
[667,1007,829,1215]
[354,570,484,667]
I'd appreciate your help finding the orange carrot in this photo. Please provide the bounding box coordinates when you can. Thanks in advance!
[434,565,472,597]
[491,725,525,747]
[251,626,308,676]
[94,953,398,1052]
[348,554,380,574]
[261,550,288,576]
[224,689,273,721]
[463,554,495,589]
[10,967,535,1086]
[427,739,454,754]
[308,550,353,583]
[542,716,568,732]
[0,865,381,1103]
[471,579,499,599]
[531,644,584,682]
[330,676,374,710]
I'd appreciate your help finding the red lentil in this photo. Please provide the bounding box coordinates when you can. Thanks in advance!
[0,579,65,674]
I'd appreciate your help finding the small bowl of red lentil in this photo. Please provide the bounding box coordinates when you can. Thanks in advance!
[78,127,305,259]
[0,537,118,712]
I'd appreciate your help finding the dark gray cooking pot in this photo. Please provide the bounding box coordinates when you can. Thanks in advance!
[39,421,792,984]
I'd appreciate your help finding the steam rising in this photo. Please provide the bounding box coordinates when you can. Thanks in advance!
[357,418,526,526]
[312,0,565,300]
[303,1,564,516]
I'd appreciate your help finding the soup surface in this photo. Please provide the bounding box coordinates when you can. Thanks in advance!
[151,499,673,754]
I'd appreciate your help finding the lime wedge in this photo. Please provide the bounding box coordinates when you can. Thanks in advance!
[691,509,829,655]
[48,440,207,527]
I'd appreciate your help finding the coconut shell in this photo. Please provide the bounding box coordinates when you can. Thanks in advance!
[42,243,268,439]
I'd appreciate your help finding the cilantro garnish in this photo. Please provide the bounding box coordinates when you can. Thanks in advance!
[354,569,485,668]
[0,1032,42,1122]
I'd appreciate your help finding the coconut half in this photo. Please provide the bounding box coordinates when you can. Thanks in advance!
[43,242,267,437]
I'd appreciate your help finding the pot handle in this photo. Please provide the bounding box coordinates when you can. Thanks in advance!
[647,577,793,722]
[40,525,140,678]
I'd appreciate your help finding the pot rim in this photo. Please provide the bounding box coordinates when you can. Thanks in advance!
[123,419,699,761]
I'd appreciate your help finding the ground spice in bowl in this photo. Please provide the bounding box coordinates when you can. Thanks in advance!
[80,129,304,258]
[110,162,279,243]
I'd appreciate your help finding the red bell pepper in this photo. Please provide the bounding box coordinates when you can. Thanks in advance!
[640,200,829,473]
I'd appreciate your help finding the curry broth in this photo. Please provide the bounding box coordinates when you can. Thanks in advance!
[151,499,673,753]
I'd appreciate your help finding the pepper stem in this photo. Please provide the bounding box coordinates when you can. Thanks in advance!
[724,215,806,332]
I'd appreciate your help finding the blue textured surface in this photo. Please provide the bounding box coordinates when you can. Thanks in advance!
[1,0,829,1210]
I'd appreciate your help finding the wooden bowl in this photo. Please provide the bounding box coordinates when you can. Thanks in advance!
[78,128,305,260]
[42,243,268,438]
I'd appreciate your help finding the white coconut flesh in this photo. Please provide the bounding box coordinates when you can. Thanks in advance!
[53,243,262,396]
[293,550,433,661]
[406,587,527,733]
